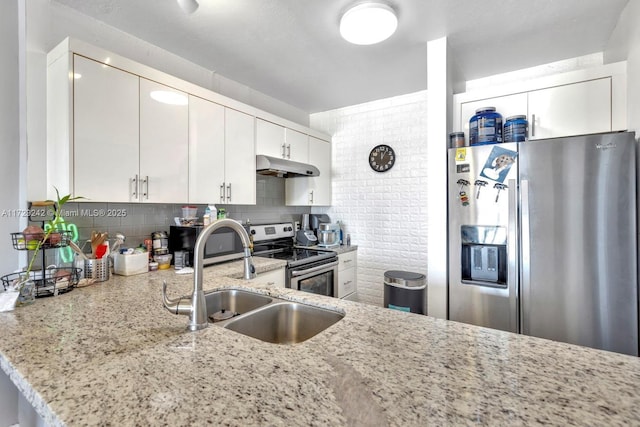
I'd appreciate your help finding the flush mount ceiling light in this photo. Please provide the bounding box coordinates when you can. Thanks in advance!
[177,0,199,14]
[339,2,398,45]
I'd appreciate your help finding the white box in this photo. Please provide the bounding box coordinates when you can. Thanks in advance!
[113,252,149,276]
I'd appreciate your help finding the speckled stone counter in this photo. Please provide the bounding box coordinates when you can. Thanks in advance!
[1,256,640,426]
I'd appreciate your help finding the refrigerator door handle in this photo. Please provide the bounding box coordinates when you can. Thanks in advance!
[520,179,531,334]
[508,178,519,332]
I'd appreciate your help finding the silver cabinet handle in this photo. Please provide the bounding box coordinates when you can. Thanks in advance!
[344,280,352,285]
[286,144,291,159]
[220,182,225,203]
[142,176,149,200]
[281,143,286,159]
[309,190,314,204]
[132,175,138,199]
[531,114,536,138]
[343,259,352,264]
[226,183,232,202]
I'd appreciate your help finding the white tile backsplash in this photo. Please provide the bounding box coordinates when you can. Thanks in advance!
[311,90,429,308]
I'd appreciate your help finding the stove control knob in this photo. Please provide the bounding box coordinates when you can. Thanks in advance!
[250,229,256,235]
[284,226,292,232]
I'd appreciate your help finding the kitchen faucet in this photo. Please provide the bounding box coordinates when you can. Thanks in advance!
[162,218,256,331]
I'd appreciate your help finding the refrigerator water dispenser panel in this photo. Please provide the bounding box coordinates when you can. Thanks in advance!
[460,225,507,287]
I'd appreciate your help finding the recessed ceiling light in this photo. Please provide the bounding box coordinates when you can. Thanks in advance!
[340,2,398,45]
[177,0,199,14]
[150,91,188,106]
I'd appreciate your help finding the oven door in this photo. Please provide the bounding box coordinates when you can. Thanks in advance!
[288,259,339,297]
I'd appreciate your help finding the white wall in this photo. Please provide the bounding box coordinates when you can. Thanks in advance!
[0,2,24,425]
[310,91,428,308]
[606,0,640,134]
[0,0,23,277]
[25,0,309,200]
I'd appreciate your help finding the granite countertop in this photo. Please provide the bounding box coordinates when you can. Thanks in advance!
[1,257,639,426]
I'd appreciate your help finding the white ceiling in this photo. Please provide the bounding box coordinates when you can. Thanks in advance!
[50,0,630,114]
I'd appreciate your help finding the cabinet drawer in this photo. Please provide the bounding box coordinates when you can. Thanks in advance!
[339,251,357,272]
[256,268,285,288]
[338,267,356,298]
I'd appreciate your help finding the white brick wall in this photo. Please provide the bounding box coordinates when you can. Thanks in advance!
[310,91,429,308]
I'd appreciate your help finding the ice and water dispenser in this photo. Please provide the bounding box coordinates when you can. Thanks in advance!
[460,225,507,287]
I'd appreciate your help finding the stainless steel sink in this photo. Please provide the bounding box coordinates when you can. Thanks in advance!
[205,289,272,321]
[222,301,344,344]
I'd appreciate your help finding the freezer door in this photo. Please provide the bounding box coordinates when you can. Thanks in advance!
[448,143,519,332]
[519,132,638,356]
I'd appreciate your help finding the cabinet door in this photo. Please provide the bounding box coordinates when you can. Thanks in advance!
[285,128,309,162]
[139,78,189,203]
[528,78,611,140]
[256,119,285,158]
[224,108,256,205]
[459,93,527,145]
[308,137,332,205]
[188,96,225,204]
[256,267,285,287]
[73,55,139,202]
[285,137,331,206]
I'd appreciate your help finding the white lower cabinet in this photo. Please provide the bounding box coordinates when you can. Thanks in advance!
[189,97,256,205]
[337,250,357,299]
[256,267,285,288]
[285,137,332,206]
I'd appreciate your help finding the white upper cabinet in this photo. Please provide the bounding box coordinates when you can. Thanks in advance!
[73,55,139,202]
[46,38,330,206]
[527,78,612,140]
[256,119,309,162]
[285,137,332,206]
[188,95,225,204]
[139,78,189,203]
[454,62,626,143]
[284,128,309,163]
[222,108,256,205]
[189,99,255,204]
[256,119,286,158]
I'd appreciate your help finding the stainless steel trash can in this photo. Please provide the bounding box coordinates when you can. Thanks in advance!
[383,270,427,314]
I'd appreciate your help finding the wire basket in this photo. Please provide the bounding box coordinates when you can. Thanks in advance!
[11,230,72,250]
[0,267,81,298]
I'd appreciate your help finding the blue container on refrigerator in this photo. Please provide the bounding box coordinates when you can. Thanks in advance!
[469,107,503,145]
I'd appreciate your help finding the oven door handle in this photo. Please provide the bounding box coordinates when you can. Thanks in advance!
[290,260,339,277]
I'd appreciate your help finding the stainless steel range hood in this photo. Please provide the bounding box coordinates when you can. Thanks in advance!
[256,155,320,178]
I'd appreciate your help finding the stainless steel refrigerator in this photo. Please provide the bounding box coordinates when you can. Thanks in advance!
[447,131,638,356]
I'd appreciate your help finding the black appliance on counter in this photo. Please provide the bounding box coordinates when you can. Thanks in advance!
[168,224,247,267]
[251,223,339,297]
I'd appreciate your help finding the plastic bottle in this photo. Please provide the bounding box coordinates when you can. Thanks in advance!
[469,107,503,145]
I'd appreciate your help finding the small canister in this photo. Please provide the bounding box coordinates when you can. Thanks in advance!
[503,115,528,143]
[469,107,503,145]
[151,231,169,256]
[449,132,465,148]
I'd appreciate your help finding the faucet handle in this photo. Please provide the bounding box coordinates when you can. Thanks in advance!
[162,280,192,316]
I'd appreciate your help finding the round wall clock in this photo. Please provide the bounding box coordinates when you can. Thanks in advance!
[369,144,396,172]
